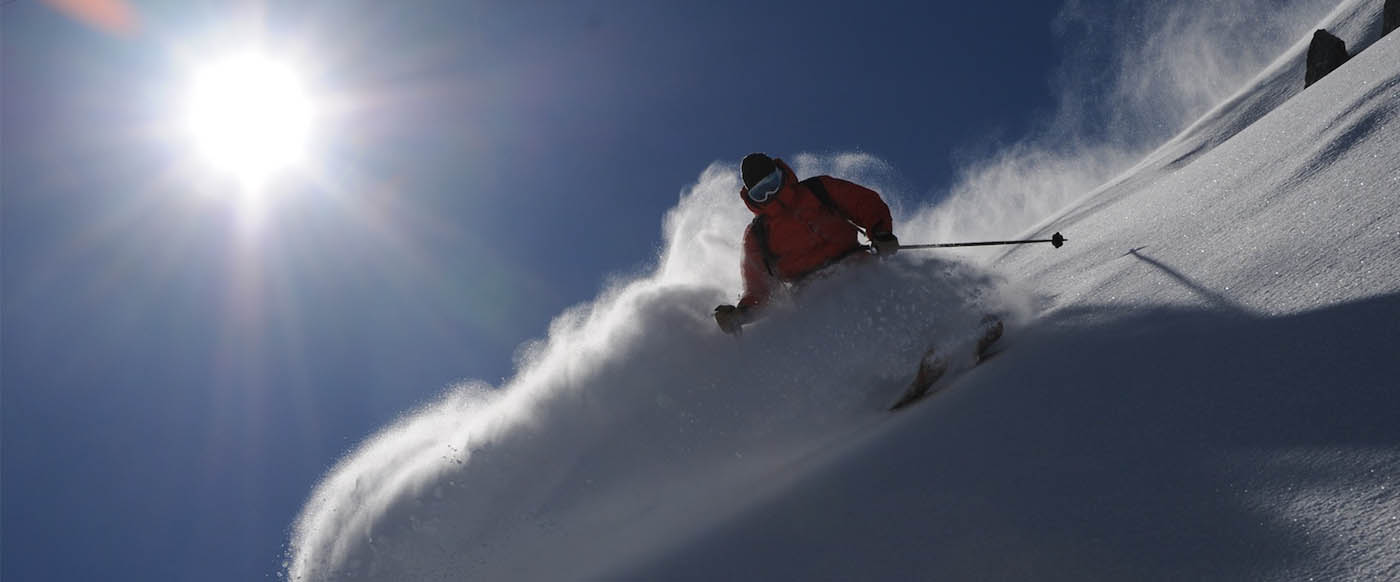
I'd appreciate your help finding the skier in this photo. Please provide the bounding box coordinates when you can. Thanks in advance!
[713,153,1004,409]
[713,152,900,335]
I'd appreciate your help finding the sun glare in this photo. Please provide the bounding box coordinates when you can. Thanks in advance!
[185,53,313,186]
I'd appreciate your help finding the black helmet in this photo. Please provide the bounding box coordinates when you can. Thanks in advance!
[741,153,777,189]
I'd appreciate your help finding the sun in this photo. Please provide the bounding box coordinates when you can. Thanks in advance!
[185,52,314,187]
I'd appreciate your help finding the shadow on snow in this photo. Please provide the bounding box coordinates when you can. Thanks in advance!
[616,286,1400,581]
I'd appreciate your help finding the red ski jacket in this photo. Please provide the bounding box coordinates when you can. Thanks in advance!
[737,159,893,308]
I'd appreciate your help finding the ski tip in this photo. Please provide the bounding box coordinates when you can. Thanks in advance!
[889,398,918,412]
[888,385,929,411]
[975,348,1005,365]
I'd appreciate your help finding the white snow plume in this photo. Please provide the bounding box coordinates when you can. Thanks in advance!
[288,153,1029,581]
[906,0,1346,251]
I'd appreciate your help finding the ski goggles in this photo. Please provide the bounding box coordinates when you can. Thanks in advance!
[746,168,784,204]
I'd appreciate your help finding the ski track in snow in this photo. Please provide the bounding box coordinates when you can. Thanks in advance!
[290,2,1400,580]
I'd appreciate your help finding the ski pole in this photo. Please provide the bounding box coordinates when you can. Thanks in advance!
[898,232,1067,250]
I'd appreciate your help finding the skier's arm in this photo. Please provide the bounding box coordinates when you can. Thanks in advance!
[822,177,894,237]
[737,223,774,310]
[715,227,772,334]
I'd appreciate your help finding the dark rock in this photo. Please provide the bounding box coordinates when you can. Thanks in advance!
[1386,0,1399,37]
[1305,29,1349,88]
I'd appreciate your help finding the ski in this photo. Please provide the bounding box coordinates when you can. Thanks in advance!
[889,318,1004,411]
[889,350,949,410]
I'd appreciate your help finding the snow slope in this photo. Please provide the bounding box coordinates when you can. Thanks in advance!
[289,3,1400,580]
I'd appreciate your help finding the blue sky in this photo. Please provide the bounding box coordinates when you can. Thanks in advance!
[0,0,1243,580]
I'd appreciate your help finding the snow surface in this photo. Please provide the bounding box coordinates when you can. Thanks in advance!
[289,3,1400,580]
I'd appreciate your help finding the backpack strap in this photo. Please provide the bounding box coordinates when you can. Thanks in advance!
[801,176,861,231]
[800,176,838,213]
[750,215,777,276]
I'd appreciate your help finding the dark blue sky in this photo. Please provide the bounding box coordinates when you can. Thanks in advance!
[1,1,1094,580]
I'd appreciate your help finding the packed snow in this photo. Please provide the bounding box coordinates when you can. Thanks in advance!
[289,2,1399,580]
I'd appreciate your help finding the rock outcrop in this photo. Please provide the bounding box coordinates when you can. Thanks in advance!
[1386,0,1399,37]
[1305,29,1349,88]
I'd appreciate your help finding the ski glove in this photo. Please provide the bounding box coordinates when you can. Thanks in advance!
[870,232,900,256]
[714,304,750,335]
